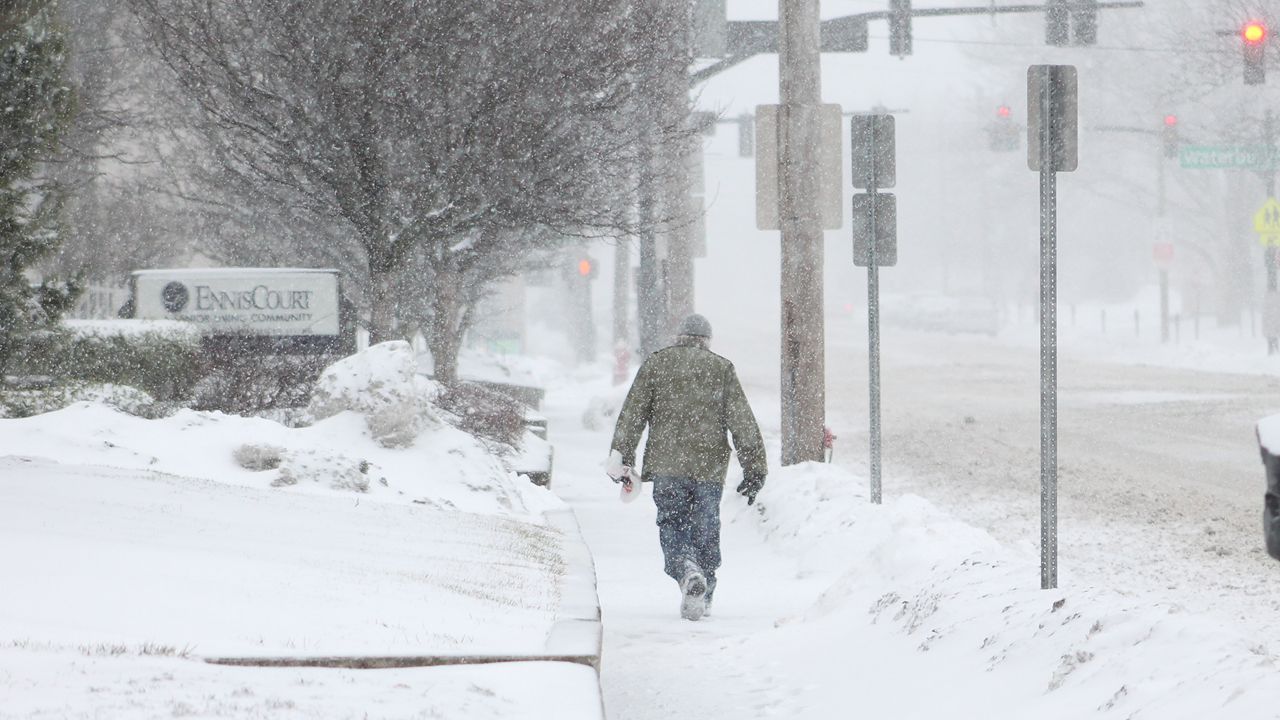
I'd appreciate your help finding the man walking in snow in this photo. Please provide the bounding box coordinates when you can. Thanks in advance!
[607,314,767,621]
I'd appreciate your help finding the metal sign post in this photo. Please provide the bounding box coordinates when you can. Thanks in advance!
[1028,65,1078,591]
[851,114,897,505]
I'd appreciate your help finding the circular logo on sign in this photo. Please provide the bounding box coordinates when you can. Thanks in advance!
[161,282,189,313]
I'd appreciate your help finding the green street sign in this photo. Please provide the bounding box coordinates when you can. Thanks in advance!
[1180,145,1279,170]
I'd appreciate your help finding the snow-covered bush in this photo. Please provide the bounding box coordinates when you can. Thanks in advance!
[309,341,440,447]
[274,450,383,493]
[232,441,383,493]
[193,352,329,416]
[435,382,527,447]
[0,382,157,419]
[233,443,285,471]
[12,320,204,402]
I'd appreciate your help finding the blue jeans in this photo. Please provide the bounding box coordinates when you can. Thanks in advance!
[652,476,722,600]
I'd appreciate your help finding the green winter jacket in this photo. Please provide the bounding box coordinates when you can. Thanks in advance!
[610,337,767,484]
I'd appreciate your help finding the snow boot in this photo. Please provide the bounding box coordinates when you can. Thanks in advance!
[679,565,708,621]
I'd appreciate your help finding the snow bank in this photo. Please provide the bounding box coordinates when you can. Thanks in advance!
[0,343,603,717]
[730,462,1280,719]
[0,399,554,518]
[310,340,440,447]
[435,345,564,389]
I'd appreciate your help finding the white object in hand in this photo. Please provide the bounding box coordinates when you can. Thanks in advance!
[606,449,626,481]
[618,469,642,504]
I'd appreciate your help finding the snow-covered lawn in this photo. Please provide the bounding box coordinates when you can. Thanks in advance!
[0,455,564,656]
[0,648,601,720]
[0,342,603,719]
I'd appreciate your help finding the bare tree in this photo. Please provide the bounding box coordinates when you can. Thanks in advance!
[38,0,188,284]
[127,0,690,381]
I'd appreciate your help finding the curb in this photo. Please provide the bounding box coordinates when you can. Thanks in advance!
[203,505,606,718]
[544,506,607,718]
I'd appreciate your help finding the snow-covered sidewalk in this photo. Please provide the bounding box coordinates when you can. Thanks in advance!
[547,364,1280,720]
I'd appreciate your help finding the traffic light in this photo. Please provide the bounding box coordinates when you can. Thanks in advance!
[821,15,870,53]
[1047,0,1099,46]
[1046,0,1070,46]
[889,0,912,57]
[577,257,596,279]
[1244,21,1267,85]
[1071,0,1098,46]
[693,0,727,57]
[988,105,1020,152]
[1161,114,1179,159]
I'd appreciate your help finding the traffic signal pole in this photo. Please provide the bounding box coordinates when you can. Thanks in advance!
[1038,79,1060,591]
[778,0,826,466]
[1158,131,1170,343]
[1266,109,1277,294]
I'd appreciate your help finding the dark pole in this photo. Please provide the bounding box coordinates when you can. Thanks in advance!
[1036,69,1060,591]
[867,122,882,505]
[1267,109,1277,294]
[1158,129,1170,343]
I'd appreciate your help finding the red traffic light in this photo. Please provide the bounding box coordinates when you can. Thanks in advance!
[1163,114,1178,126]
[997,105,1012,119]
[1244,22,1267,45]
[577,259,593,277]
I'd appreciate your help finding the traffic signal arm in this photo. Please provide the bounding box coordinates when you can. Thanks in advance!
[691,1,1145,84]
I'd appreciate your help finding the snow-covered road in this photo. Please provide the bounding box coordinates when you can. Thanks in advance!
[816,326,1280,624]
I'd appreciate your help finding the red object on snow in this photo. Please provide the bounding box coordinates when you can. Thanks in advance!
[612,342,631,386]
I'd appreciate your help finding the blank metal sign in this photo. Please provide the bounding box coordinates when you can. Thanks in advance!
[1027,65,1079,173]
[850,114,896,190]
[852,193,897,267]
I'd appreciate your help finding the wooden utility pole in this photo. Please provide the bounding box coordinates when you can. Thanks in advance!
[613,237,630,349]
[636,127,665,359]
[665,132,697,328]
[778,0,826,465]
[663,3,696,335]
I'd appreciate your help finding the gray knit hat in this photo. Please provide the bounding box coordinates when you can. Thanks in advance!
[678,313,712,339]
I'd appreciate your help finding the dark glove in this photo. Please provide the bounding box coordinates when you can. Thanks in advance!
[736,475,765,505]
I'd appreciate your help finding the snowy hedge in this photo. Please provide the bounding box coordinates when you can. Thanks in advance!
[8,320,203,402]
[65,320,203,401]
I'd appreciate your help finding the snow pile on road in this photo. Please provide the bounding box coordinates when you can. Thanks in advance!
[730,461,1280,719]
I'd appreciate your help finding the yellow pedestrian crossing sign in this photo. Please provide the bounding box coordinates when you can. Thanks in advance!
[1256,198,1280,247]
